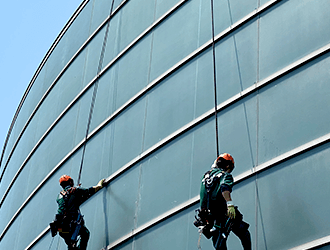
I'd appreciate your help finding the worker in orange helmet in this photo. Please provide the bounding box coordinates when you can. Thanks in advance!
[198,153,251,250]
[50,175,105,250]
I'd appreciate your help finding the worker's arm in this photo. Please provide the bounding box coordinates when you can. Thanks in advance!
[222,189,236,219]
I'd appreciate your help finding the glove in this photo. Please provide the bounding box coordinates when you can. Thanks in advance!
[227,205,236,219]
[95,179,105,192]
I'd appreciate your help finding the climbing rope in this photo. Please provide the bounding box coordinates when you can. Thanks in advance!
[210,0,220,157]
[48,236,55,250]
[77,0,116,185]
[196,1,220,249]
[197,231,202,250]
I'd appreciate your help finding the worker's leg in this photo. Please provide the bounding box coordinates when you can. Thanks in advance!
[231,220,251,250]
[212,229,228,250]
[78,226,90,250]
[59,232,77,250]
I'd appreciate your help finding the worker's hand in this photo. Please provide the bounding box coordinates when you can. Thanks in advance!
[227,205,236,219]
[97,179,105,187]
[95,179,105,192]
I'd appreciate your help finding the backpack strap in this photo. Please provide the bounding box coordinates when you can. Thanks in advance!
[201,169,224,209]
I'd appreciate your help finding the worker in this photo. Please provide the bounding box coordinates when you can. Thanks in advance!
[50,175,105,250]
[199,153,251,250]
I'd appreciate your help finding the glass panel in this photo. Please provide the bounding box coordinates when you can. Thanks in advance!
[190,119,218,198]
[259,0,330,80]
[42,1,94,90]
[93,167,140,244]
[258,53,330,164]
[137,134,193,227]
[82,190,109,249]
[215,20,258,105]
[91,35,152,133]
[4,66,47,165]
[149,0,200,82]
[83,25,107,86]
[89,0,113,35]
[89,67,117,133]
[0,161,31,236]
[102,10,121,67]
[57,51,86,113]
[144,62,196,150]
[46,105,78,171]
[114,36,152,110]
[198,0,231,47]
[78,127,112,187]
[194,50,215,118]
[0,217,21,250]
[73,88,94,146]
[111,99,146,173]
[226,0,258,24]
[257,143,330,249]
[0,140,26,201]
[118,0,155,52]
[217,93,258,176]
[135,208,191,250]
[155,0,181,20]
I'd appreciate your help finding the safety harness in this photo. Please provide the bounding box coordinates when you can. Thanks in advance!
[50,187,84,247]
[194,169,234,247]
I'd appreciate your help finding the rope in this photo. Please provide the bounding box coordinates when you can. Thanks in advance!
[195,1,220,248]
[210,0,219,157]
[48,236,55,250]
[197,231,202,250]
[77,0,116,185]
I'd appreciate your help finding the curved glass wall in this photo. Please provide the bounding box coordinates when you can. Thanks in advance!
[1,0,330,249]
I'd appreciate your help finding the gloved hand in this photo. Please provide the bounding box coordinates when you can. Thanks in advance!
[227,205,236,219]
[95,179,105,192]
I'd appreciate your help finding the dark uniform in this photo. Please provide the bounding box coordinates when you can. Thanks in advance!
[200,167,251,250]
[56,185,95,250]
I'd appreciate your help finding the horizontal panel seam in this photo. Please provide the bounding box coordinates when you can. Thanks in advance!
[288,235,330,250]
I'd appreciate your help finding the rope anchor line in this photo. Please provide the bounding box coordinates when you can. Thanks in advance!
[210,0,219,157]
[77,0,116,185]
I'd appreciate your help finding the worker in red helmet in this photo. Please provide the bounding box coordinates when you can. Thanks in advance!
[50,175,105,250]
[198,153,251,250]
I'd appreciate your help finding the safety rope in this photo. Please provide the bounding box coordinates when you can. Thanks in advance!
[196,2,220,249]
[77,0,116,185]
[210,0,220,157]
[197,231,202,250]
[48,236,55,250]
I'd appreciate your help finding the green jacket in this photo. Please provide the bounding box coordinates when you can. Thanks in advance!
[56,186,95,217]
[200,168,234,217]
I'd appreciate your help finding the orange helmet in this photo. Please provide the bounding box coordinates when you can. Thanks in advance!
[216,153,235,170]
[59,175,73,184]
[217,153,234,165]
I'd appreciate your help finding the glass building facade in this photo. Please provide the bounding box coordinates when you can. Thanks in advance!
[1,0,330,249]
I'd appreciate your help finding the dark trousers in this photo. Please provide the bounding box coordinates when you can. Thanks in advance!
[60,225,90,250]
[212,220,251,250]
[212,209,251,250]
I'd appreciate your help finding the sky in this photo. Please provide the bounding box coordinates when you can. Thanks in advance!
[0,0,83,158]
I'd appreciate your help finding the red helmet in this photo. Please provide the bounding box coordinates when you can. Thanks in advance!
[59,175,73,184]
[216,153,235,170]
[217,153,234,165]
